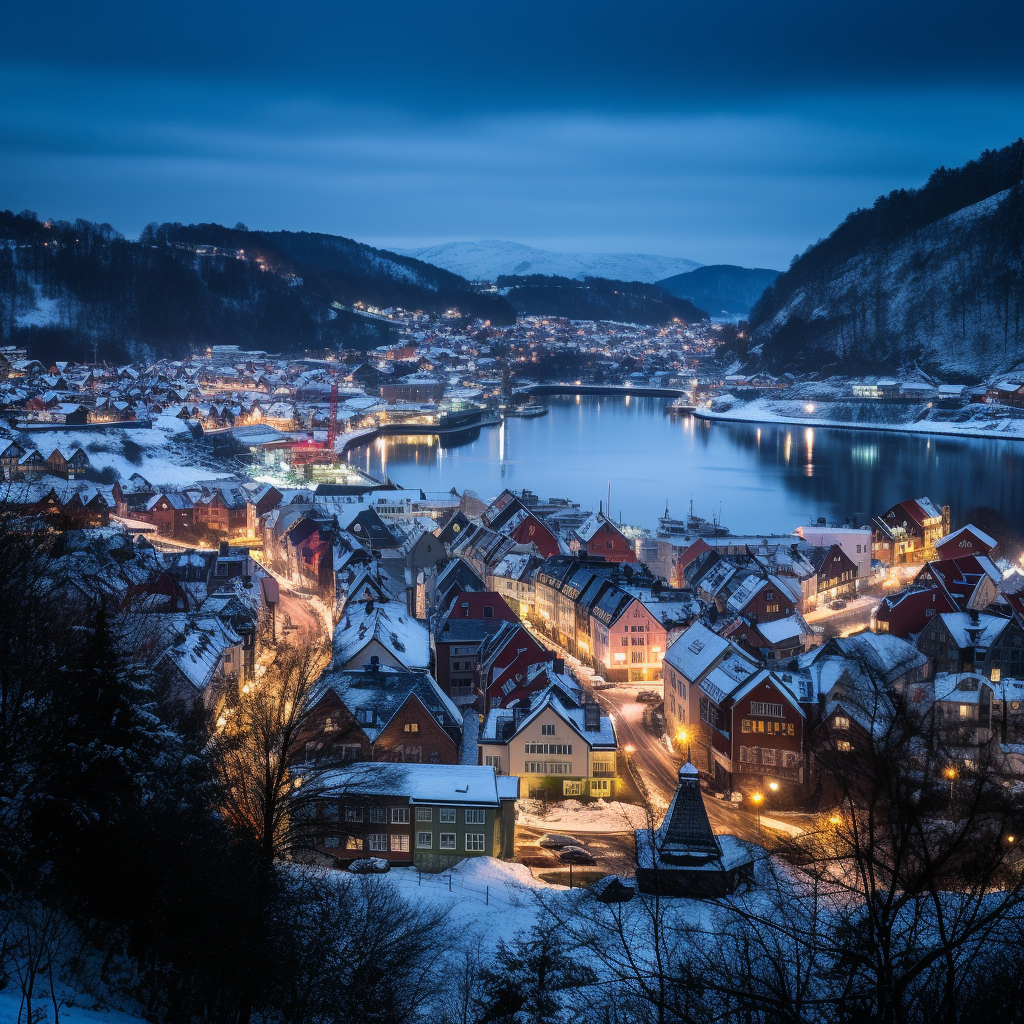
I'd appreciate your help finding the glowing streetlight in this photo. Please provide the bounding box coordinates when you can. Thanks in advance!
[829,815,842,826]
[751,791,764,837]
[768,781,779,792]
[676,728,691,763]
[804,403,815,414]
[945,765,957,800]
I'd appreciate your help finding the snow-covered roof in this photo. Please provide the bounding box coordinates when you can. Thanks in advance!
[937,612,1008,650]
[332,599,430,669]
[319,762,509,806]
[756,615,807,645]
[936,524,997,551]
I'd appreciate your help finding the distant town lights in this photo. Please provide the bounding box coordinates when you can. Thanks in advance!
[804,403,816,413]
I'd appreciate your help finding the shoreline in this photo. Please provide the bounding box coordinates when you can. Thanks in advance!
[693,407,1024,444]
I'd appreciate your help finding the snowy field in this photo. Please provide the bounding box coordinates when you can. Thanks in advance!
[17,412,233,487]
[516,797,650,833]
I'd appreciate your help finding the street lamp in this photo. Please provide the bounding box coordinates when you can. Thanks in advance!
[751,792,764,837]
[945,766,957,801]
[677,728,691,764]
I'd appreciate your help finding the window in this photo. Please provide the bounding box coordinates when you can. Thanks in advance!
[391,807,410,824]
[439,833,456,850]
[761,748,777,766]
[344,805,363,822]
[390,834,410,853]
[342,745,361,761]
[959,705,971,718]
[992,668,1002,682]
[621,637,629,646]
[485,755,502,770]
[465,834,486,852]
[837,740,853,753]
[833,716,850,730]
[440,807,456,823]
[324,716,337,732]
[403,722,419,733]
[322,802,339,821]
[501,679,516,695]
[590,779,611,795]
[563,780,583,796]
[631,651,644,663]
[416,831,432,849]
[483,606,494,618]
[369,806,386,823]
[367,833,388,852]
[346,835,363,850]
[592,758,614,773]
[541,724,555,736]
[524,743,572,755]
[465,808,486,824]
[416,807,432,822]
[750,701,784,718]
[324,835,339,848]
[525,762,572,774]
[742,719,751,733]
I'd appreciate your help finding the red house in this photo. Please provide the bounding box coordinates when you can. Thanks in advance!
[444,590,519,622]
[935,524,998,561]
[571,513,637,564]
[481,491,560,558]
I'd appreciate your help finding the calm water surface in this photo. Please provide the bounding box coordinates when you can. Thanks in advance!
[351,397,1023,535]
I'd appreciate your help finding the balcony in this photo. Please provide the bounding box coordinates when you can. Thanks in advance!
[734,762,804,783]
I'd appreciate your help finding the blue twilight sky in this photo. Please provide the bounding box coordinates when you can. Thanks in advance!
[1,0,1022,269]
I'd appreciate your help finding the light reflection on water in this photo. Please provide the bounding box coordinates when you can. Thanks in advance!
[353,397,1022,535]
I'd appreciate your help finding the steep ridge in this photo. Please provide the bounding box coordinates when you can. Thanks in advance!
[657,265,780,317]
[0,214,516,363]
[397,239,702,284]
[748,140,1024,377]
[497,274,707,324]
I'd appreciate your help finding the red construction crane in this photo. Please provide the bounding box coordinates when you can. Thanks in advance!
[327,381,338,454]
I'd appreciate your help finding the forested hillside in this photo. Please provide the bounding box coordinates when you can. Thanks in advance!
[657,265,779,317]
[748,140,1024,376]
[497,274,707,324]
[0,213,516,363]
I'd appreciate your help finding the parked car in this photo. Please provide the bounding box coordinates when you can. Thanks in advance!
[538,833,583,849]
[347,857,390,874]
[636,690,662,704]
[559,845,596,865]
[829,599,848,610]
[590,676,615,690]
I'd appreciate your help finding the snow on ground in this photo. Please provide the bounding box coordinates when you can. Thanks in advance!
[697,400,1024,443]
[516,797,649,833]
[19,412,229,486]
[0,991,145,1024]
[16,294,61,328]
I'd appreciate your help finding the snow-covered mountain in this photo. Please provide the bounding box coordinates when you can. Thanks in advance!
[750,140,1024,376]
[394,240,702,283]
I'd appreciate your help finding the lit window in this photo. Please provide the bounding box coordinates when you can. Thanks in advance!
[959,705,970,718]
[833,716,850,730]
[837,740,853,752]
[390,834,410,852]
[403,722,419,733]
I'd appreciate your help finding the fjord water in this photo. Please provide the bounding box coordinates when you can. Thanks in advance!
[353,396,1023,535]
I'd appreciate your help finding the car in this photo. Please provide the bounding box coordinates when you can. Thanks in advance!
[558,845,596,865]
[347,857,390,874]
[636,690,662,704]
[829,599,848,610]
[538,833,584,849]
[590,676,615,690]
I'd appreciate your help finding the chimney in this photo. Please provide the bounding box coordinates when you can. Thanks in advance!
[584,701,600,732]
[367,655,380,675]
[553,657,564,674]
[243,572,253,589]
[219,540,229,556]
